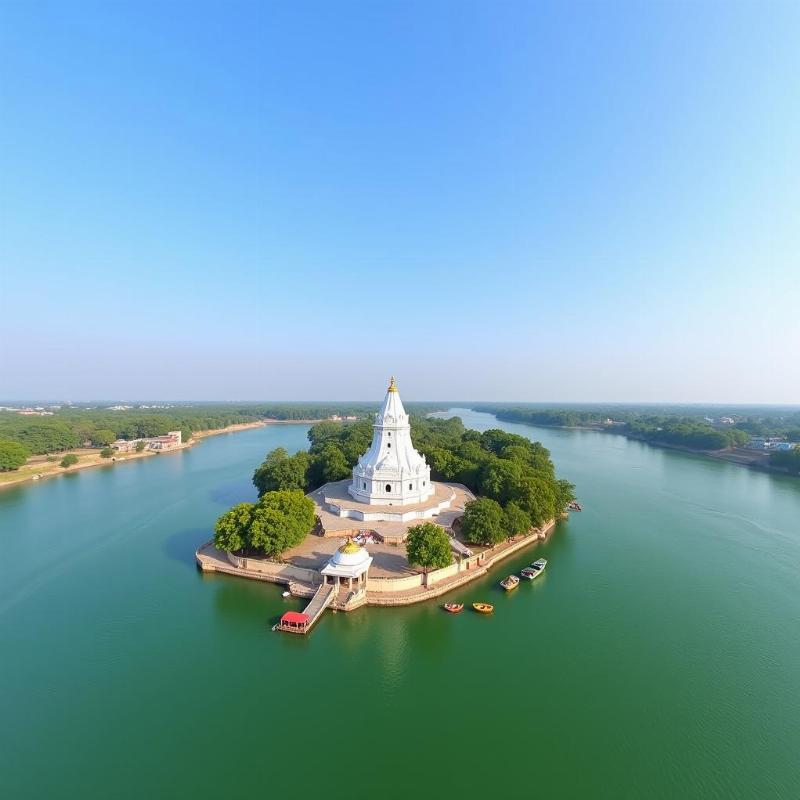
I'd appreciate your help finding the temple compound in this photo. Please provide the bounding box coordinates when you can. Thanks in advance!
[199,377,490,634]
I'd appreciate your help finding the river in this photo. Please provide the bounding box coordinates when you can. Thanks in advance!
[1,409,798,799]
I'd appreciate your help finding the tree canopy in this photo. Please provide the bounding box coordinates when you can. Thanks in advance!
[0,440,30,471]
[60,453,79,468]
[460,498,505,546]
[91,429,117,447]
[405,522,453,571]
[213,490,316,557]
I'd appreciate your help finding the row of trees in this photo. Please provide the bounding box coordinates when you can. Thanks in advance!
[482,404,800,452]
[0,401,454,458]
[626,420,749,450]
[213,490,316,557]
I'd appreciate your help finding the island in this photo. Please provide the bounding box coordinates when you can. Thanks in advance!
[197,377,576,633]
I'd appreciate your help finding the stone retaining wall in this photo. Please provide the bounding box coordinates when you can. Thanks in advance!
[196,517,557,609]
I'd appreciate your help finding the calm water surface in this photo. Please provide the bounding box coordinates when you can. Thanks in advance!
[1,410,799,799]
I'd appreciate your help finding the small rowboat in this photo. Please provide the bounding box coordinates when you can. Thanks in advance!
[443,603,464,614]
[500,575,520,591]
[568,501,582,511]
[472,602,494,614]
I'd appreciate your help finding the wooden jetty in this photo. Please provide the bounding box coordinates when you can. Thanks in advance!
[275,583,335,634]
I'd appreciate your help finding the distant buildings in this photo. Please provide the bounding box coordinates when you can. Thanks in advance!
[747,436,796,451]
[112,431,182,453]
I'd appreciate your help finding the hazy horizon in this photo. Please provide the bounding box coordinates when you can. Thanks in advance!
[2,2,798,403]
[3,396,800,410]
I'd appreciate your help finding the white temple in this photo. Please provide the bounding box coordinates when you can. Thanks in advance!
[348,377,434,506]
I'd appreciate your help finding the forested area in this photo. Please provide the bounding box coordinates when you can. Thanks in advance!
[481,404,800,452]
[625,420,749,450]
[0,402,449,458]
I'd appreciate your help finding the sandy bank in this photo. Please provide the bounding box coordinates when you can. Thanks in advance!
[0,418,319,491]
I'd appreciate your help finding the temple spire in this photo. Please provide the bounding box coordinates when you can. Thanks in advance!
[387,375,398,393]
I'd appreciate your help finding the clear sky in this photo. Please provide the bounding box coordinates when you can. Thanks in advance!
[1,1,797,403]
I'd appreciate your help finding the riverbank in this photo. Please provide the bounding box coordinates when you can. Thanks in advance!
[0,419,318,490]
[488,414,795,477]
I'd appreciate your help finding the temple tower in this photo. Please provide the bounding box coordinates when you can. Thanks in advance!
[348,377,433,506]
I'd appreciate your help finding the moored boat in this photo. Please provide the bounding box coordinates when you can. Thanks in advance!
[500,575,520,591]
[472,602,494,614]
[520,567,538,580]
[568,501,582,511]
[443,603,464,613]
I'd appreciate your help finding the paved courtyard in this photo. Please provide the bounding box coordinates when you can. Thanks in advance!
[282,480,475,577]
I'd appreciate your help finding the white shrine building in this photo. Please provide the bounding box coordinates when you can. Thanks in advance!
[314,377,456,531]
[348,376,434,506]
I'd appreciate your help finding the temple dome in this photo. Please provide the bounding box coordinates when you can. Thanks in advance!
[331,539,371,568]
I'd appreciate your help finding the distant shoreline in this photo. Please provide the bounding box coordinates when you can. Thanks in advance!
[490,415,795,478]
[0,418,323,491]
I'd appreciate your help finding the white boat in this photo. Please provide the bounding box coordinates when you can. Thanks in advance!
[522,559,547,580]
[282,590,291,598]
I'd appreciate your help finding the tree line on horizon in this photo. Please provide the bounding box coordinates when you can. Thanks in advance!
[477,405,800,469]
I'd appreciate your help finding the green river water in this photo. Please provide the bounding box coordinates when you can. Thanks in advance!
[1,409,798,799]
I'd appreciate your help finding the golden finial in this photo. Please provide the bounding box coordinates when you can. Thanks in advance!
[387,375,398,392]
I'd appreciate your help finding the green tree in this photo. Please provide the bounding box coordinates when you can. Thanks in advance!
[511,475,558,527]
[253,448,311,495]
[503,502,532,537]
[479,459,522,504]
[460,498,505,546]
[134,440,146,452]
[316,443,351,483]
[99,447,114,458]
[91,429,116,447]
[248,490,316,557]
[214,502,256,552]
[60,453,79,468]
[0,440,30,471]
[405,522,453,571]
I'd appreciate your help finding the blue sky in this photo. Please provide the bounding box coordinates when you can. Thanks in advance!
[1,1,797,402]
